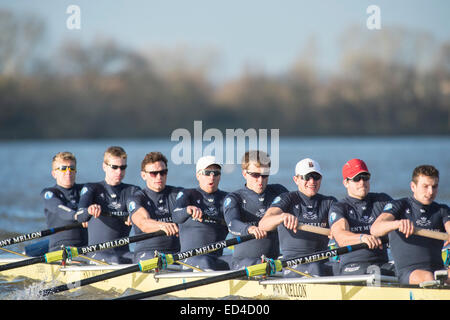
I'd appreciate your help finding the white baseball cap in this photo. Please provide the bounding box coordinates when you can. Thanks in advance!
[196,155,221,172]
[295,158,322,176]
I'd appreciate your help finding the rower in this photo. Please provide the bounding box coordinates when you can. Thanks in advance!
[259,158,337,277]
[42,151,87,252]
[172,155,229,271]
[329,158,395,276]
[128,152,180,263]
[224,150,288,269]
[371,164,450,285]
[76,146,140,264]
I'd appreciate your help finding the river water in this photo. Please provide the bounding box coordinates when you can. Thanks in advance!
[0,136,449,299]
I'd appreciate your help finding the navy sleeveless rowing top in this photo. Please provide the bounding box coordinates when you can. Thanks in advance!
[41,183,87,251]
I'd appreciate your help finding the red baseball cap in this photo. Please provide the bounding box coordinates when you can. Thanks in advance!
[342,159,369,180]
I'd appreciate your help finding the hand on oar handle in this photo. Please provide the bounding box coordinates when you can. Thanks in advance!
[247,226,267,239]
[159,222,179,237]
[396,219,415,238]
[186,206,203,222]
[88,204,102,218]
[359,234,383,249]
[281,213,299,233]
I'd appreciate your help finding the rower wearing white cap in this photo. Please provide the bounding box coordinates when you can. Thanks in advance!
[223,150,288,270]
[172,155,230,271]
[259,158,337,277]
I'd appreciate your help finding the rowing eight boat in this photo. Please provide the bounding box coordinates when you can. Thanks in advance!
[1,258,449,300]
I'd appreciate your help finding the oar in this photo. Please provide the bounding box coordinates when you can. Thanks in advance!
[297,223,330,236]
[115,241,371,300]
[413,227,448,241]
[0,222,83,248]
[39,234,255,297]
[298,223,449,241]
[0,230,165,272]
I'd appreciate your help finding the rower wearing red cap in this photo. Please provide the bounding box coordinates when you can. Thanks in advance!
[328,159,395,276]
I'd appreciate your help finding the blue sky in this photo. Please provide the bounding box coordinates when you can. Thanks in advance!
[2,0,449,81]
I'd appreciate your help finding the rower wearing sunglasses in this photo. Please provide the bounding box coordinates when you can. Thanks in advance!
[259,158,336,277]
[41,152,87,252]
[172,155,230,271]
[224,150,288,270]
[328,158,395,276]
[127,152,181,263]
[76,146,140,264]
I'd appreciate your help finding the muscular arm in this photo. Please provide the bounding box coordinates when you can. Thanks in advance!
[258,207,298,233]
[331,218,381,249]
[371,212,414,238]
[131,207,178,236]
[172,190,203,223]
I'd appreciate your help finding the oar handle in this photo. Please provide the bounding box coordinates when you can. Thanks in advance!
[50,222,84,233]
[201,214,227,226]
[414,227,448,241]
[296,223,449,242]
[297,224,330,236]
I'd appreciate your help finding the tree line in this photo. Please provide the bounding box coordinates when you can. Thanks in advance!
[0,10,448,139]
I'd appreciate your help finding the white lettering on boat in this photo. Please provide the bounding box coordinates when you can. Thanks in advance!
[272,284,307,298]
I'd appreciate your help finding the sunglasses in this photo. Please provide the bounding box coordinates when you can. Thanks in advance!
[145,169,168,177]
[105,163,128,170]
[300,172,322,181]
[200,169,221,177]
[246,171,269,179]
[55,165,76,172]
[347,173,371,182]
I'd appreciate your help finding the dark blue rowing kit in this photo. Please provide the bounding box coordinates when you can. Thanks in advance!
[173,188,229,271]
[41,184,87,252]
[271,191,337,276]
[383,196,450,284]
[129,185,181,263]
[77,181,140,264]
[329,193,394,275]
[224,184,288,269]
